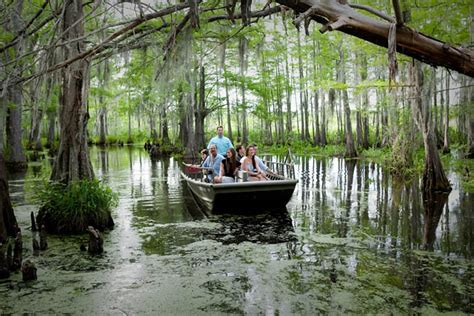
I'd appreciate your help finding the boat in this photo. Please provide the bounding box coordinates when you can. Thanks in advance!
[180,160,298,213]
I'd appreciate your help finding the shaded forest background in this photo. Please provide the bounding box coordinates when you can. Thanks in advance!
[0,0,473,174]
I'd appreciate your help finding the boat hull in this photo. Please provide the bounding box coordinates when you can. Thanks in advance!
[181,171,297,213]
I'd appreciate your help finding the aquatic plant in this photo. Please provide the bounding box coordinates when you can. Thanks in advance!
[36,179,118,234]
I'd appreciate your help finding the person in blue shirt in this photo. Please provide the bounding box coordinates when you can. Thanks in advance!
[201,144,224,182]
[207,126,233,156]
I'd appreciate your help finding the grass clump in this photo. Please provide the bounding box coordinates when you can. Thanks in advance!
[36,179,118,234]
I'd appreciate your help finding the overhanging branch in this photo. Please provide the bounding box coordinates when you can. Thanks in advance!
[277,0,474,77]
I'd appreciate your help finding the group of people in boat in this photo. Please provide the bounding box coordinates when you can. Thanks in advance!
[190,126,270,183]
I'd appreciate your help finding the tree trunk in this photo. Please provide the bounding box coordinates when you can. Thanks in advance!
[45,110,56,148]
[221,42,233,142]
[467,77,474,158]
[320,90,327,146]
[6,87,27,168]
[343,89,357,158]
[296,28,307,141]
[0,97,5,154]
[282,12,293,137]
[97,61,110,146]
[51,0,94,184]
[0,153,18,243]
[356,111,363,148]
[127,90,132,143]
[442,71,450,153]
[4,0,26,169]
[411,60,451,193]
[363,115,369,149]
[339,50,357,158]
[28,76,44,150]
[239,37,249,145]
[161,105,169,144]
[98,107,107,145]
[195,65,206,150]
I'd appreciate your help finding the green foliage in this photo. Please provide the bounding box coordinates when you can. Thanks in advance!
[451,157,474,193]
[36,179,118,234]
[264,142,345,157]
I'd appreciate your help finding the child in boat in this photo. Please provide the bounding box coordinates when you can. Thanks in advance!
[214,148,241,183]
[242,145,266,181]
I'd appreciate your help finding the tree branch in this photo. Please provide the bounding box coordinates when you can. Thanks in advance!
[276,0,474,77]
[349,3,395,23]
[208,5,282,22]
[3,3,189,90]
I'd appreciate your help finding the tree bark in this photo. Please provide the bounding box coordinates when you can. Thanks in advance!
[4,0,26,168]
[422,192,448,251]
[0,153,19,243]
[28,75,44,151]
[221,42,233,142]
[442,71,450,153]
[279,0,474,77]
[411,60,451,193]
[51,0,94,184]
[283,13,293,137]
[339,50,357,158]
[97,60,110,146]
[45,110,56,148]
[320,90,327,146]
[239,37,249,145]
[467,77,474,158]
[195,65,206,150]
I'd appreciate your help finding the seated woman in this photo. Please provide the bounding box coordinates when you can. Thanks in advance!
[214,148,241,183]
[241,145,266,181]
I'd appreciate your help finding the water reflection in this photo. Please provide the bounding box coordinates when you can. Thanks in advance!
[1,147,473,314]
[290,156,473,258]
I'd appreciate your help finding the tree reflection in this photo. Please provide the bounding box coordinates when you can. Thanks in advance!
[422,191,449,251]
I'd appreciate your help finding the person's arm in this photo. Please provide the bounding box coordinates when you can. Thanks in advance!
[256,156,269,171]
[242,159,257,176]
[234,161,241,175]
[219,161,225,177]
[202,157,209,168]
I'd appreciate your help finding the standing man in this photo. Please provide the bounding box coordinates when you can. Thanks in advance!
[208,126,233,156]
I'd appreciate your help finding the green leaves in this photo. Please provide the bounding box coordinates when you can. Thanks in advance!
[36,179,118,234]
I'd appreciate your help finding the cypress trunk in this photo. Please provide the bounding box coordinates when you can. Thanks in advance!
[51,0,94,183]
[4,0,26,169]
[0,153,19,243]
[411,61,451,193]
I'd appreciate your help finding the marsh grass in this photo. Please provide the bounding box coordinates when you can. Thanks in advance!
[36,179,118,234]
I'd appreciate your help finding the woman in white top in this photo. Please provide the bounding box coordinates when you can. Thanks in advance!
[241,145,266,181]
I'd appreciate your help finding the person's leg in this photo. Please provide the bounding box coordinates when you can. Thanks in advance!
[221,176,234,183]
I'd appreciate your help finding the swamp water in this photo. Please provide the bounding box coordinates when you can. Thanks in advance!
[0,146,472,314]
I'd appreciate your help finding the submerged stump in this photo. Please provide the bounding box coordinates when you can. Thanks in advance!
[39,225,48,250]
[87,226,103,254]
[0,243,10,279]
[21,260,37,281]
[30,211,37,232]
[13,231,22,270]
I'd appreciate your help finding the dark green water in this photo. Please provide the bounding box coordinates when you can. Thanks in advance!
[1,146,473,314]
